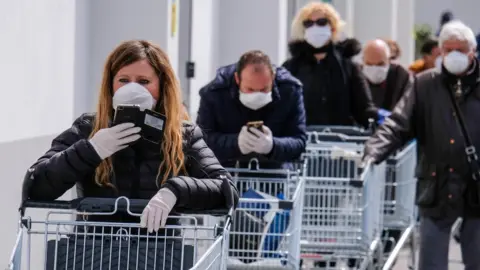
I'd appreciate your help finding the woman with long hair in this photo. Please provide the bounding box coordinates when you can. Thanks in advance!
[22,40,238,232]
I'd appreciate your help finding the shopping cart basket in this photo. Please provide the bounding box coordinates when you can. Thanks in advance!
[305,126,418,269]
[300,138,385,269]
[382,141,417,270]
[7,197,232,270]
[225,159,305,269]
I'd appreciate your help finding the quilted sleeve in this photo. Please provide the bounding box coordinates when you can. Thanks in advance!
[161,125,239,210]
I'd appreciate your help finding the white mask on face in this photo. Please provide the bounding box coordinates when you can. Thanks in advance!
[435,56,443,70]
[239,91,272,110]
[304,26,332,48]
[443,51,470,75]
[363,65,390,84]
[112,82,156,111]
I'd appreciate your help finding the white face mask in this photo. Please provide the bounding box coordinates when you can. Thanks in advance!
[112,82,157,111]
[435,56,443,70]
[304,26,332,48]
[363,65,389,84]
[239,91,272,110]
[443,51,470,75]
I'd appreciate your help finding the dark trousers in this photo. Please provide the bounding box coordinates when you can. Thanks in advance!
[419,216,480,270]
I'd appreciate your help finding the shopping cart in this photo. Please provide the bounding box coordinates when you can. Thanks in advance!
[299,140,385,269]
[382,141,417,270]
[304,126,418,269]
[225,159,305,269]
[7,197,232,270]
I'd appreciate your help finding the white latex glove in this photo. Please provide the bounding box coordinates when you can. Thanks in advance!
[247,126,274,155]
[238,126,255,155]
[330,146,363,167]
[140,188,177,233]
[88,122,141,160]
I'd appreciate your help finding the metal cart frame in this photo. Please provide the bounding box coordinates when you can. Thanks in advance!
[225,159,305,269]
[305,126,418,269]
[8,197,232,270]
[300,142,386,269]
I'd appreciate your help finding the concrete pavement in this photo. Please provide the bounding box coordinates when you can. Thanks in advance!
[393,239,464,270]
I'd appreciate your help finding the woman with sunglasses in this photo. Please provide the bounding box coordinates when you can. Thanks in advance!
[283,2,385,129]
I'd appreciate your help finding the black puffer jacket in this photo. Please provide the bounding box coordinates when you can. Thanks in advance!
[283,40,378,127]
[364,60,480,218]
[23,113,239,216]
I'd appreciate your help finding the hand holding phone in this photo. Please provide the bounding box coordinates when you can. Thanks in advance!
[113,105,166,144]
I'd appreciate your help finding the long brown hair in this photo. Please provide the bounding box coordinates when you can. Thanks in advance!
[90,40,189,188]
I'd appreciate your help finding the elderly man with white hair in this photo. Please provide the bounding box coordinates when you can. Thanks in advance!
[362,20,480,270]
[362,39,412,113]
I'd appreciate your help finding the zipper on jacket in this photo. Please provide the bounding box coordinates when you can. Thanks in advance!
[455,79,462,98]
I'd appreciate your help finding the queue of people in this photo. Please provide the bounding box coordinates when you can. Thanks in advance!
[19,1,480,269]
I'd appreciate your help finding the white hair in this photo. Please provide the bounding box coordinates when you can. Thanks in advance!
[439,20,477,49]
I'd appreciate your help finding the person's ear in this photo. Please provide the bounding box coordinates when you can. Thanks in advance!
[234,72,240,85]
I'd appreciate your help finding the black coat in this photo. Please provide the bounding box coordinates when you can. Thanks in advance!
[282,41,377,127]
[22,113,239,221]
[196,64,307,170]
[368,63,412,111]
[364,61,480,218]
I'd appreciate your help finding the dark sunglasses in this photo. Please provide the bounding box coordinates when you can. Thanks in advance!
[303,18,329,28]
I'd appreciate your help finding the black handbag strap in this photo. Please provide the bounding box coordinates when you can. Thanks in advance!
[446,79,480,180]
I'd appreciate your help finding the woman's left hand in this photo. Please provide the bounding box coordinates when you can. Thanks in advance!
[140,188,177,233]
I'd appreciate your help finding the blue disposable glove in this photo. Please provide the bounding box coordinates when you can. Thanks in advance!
[377,108,392,125]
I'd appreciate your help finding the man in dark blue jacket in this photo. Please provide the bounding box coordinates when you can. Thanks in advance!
[196,50,307,170]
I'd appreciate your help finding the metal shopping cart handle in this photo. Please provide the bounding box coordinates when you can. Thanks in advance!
[306,125,370,135]
[19,197,232,217]
[308,131,368,143]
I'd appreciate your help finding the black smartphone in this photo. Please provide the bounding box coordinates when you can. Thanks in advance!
[113,104,141,126]
[247,121,264,133]
[142,109,166,144]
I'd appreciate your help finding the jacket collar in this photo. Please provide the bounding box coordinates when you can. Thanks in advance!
[441,58,480,96]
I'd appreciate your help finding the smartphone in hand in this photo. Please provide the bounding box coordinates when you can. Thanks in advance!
[113,104,141,126]
[246,121,264,134]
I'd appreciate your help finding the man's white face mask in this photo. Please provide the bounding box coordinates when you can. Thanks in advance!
[112,82,157,111]
[443,51,470,75]
[362,65,389,84]
[239,91,272,110]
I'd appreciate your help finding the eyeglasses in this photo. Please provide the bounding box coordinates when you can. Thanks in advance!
[303,18,329,28]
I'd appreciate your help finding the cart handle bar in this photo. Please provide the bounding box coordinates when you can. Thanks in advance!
[20,197,232,217]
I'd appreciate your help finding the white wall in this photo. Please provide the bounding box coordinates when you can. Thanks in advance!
[87,0,176,110]
[178,0,192,107]
[188,0,221,121]
[217,0,289,67]
[74,0,92,117]
[0,0,76,143]
[415,0,480,35]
